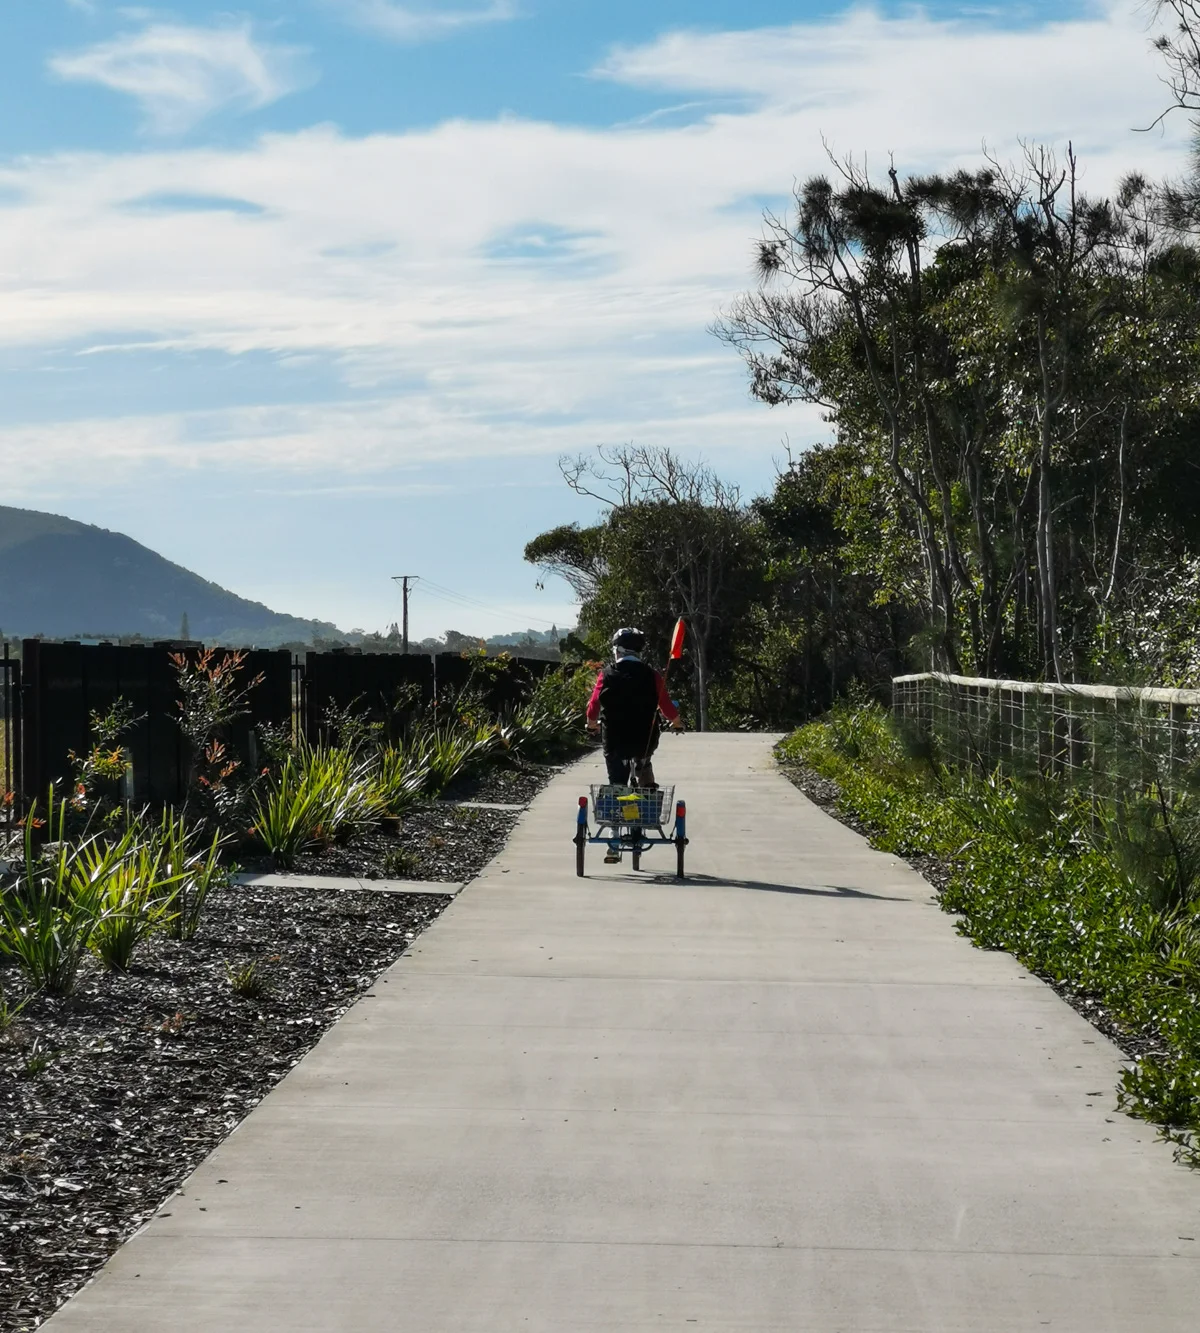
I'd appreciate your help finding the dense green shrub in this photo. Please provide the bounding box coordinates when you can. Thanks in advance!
[778,707,1200,1166]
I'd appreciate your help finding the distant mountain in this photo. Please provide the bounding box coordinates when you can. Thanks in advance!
[0,505,343,647]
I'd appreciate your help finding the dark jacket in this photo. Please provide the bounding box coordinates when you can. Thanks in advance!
[588,657,677,756]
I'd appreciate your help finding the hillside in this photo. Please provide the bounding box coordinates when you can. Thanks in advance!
[0,505,343,646]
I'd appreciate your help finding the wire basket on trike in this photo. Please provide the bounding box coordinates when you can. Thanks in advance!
[574,783,687,877]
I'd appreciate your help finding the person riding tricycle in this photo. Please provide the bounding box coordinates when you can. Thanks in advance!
[585,626,683,787]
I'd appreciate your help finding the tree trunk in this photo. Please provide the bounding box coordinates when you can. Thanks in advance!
[1105,404,1130,603]
[1036,315,1064,682]
[693,631,709,733]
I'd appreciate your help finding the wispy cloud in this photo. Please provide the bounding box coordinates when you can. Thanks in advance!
[8,2,1182,488]
[334,0,518,44]
[49,21,312,134]
[594,3,1153,139]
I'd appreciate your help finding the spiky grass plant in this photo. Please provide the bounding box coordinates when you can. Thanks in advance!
[375,745,431,815]
[410,719,500,794]
[381,846,423,879]
[250,742,384,868]
[227,958,270,999]
[0,794,110,994]
[0,982,29,1033]
[155,808,227,941]
[82,828,182,972]
[249,754,330,869]
[307,743,384,844]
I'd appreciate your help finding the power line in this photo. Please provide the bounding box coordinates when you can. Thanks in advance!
[414,577,565,630]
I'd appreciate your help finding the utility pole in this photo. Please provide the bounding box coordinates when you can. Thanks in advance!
[391,576,419,654]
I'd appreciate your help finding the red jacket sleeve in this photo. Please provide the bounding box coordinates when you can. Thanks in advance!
[655,672,679,722]
[585,670,604,723]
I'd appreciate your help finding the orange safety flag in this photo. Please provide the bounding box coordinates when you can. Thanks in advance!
[669,617,687,660]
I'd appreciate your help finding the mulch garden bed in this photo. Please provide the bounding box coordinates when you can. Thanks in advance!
[236,759,561,882]
[0,757,566,1330]
[779,758,1163,1066]
[0,883,450,1331]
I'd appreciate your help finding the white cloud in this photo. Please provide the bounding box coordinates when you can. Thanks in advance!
[0,392,790,492]
[333,0,518,43]
[49,21,312,134]
[595,4,1165,157]
[5,1,1186,489]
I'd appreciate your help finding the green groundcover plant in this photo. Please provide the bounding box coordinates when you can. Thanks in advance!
[778,700,1200,1167]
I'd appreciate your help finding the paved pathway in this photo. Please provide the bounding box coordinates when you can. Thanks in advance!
[45,736,1200,1330]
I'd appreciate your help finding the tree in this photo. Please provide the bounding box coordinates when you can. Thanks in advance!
[1142,3,1200,226]
[444,630,483,653]
[746,444,920,722]
[718,159,977,670]
[523,523,607,603]
[526,446,763,730]
[716,146,1200,683]
[1149,2,1200,131]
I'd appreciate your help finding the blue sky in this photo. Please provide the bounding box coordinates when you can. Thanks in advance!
[0,1,1185,638]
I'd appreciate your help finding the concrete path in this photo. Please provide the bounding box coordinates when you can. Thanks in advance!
[44,736,1200,1330]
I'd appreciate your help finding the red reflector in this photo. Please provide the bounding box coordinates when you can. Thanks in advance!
[578,796,588,808]
[676,802,686,818]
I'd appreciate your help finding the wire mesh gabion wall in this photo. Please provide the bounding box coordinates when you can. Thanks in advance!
[892,673,1200,796]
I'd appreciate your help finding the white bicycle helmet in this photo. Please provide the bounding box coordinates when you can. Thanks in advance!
[611,626,646,656]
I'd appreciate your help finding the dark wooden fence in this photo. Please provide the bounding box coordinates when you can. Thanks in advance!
[5,642,562,816]
[432,653,558,713]
[18,641,291,807]
[302,651,434,744]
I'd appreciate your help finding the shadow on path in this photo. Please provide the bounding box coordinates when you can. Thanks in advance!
[624,872,908,901]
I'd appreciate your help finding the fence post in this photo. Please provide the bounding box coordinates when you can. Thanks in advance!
[1,644,19,826]
[1052,691,1069,779]
[1171,702,1189,783]
[292,655,306,746]
[20,639,41,806]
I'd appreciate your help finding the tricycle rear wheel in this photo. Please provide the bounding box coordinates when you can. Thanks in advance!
[575,835,585,878]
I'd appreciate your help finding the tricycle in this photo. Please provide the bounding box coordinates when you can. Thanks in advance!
[574,775,687,878]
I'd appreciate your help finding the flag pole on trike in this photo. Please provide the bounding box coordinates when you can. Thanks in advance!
[642,616,687,766]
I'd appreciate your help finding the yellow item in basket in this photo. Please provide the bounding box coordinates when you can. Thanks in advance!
[618,794,642,823]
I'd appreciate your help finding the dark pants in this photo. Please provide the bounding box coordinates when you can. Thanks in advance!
[605,751,656,787]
